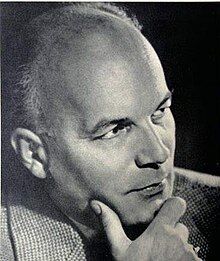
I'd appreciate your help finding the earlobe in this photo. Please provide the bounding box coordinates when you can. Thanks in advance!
[11,128,47,179]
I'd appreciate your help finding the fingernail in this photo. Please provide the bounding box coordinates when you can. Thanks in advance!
[91,201,102,216]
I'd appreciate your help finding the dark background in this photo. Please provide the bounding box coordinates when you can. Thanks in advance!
[1,2,220,178]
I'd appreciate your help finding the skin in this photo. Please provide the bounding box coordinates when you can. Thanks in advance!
[39,15,176,230]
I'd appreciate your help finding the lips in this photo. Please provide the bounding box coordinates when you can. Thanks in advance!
[127,178,167,197]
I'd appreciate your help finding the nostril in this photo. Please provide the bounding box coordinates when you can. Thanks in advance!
[146,163,160,169]
[135,159,160,169]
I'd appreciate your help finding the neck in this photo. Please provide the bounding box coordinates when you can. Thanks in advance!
[67,214,99,241]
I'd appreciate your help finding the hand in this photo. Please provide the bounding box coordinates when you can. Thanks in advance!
[91,197,202,261]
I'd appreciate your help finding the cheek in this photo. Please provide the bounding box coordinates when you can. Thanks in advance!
[164,111,176,151]
[57,135,133,193]
[76,141,130,170]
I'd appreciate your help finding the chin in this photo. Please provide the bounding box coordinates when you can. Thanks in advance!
[123,198,165,227]
[122,192,172,240]
[121,203,163,240]
[121,176,174,227]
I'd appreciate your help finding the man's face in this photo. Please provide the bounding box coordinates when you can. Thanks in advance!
[43,22,175,228]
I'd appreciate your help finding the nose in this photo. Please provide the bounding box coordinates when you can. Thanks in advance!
[135,121,170,169]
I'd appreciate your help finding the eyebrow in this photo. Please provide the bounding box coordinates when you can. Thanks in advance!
[156,90,173,110]
[88,90,173,135]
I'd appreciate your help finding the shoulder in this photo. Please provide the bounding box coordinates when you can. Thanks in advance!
[2,175,87,261]
[173,167,220,208]
[173,167,220,213]
[173,168,220,260]
[174,167,220,188]
[1,195,15,260]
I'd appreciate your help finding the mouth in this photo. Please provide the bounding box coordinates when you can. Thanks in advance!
[127,178,167,197]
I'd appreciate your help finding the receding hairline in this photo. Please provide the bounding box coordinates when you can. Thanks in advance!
[25,3,142,59]
[14,3,143,133]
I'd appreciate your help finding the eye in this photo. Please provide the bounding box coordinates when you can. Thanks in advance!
[152,107,166,118]
[151,99,172,121]
[97,123,132,140]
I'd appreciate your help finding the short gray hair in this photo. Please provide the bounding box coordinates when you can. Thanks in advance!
[14,3,142,133]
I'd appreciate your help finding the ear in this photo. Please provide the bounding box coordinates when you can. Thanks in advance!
[11,128,47,179]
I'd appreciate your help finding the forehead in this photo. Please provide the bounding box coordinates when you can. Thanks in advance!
[42,14,168,130]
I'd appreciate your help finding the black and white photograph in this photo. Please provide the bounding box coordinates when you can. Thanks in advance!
[1,2,220,260]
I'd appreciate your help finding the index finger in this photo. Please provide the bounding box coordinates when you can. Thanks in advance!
[150,197,186,228]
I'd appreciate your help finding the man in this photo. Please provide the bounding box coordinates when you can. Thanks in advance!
[2,3,220,261]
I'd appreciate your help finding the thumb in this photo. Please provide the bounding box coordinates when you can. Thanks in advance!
[91,200,131,257]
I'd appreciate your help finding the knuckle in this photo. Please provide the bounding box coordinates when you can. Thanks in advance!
[162,224,176,235]
[177,222,187,229]
[176,223,189,233]
[161,225,183,242]
[183,224,189,232]
[174,234,185,246]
